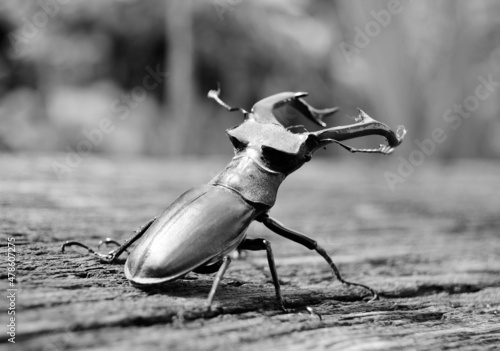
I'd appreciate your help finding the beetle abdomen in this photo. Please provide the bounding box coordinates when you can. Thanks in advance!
[125,184,256,285]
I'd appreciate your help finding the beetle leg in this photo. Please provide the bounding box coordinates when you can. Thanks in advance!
[206,255,231,309]
[61,217,156,263]
[238,238,288,312]
[257,214,378,302]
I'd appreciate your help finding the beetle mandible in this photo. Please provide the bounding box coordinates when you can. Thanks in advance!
[62,87,406,311]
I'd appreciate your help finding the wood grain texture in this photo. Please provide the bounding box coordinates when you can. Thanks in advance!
[1,154,499,350]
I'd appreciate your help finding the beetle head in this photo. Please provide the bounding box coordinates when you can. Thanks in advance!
[208,87,405,166]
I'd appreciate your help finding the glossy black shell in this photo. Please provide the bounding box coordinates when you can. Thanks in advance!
[125,184,258,285]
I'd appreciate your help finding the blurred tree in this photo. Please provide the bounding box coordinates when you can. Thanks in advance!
[165,0,195,155]
[0,0,499,158]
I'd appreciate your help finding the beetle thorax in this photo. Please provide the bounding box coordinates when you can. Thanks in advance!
[209,151,287,207]
[209,119,319,207]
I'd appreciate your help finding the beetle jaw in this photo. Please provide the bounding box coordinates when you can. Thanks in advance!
[293,92,309,99]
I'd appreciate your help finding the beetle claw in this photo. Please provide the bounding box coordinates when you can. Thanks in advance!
[62,240,95,254]
[203,305,223,318]
[61,240,117,263]
[306,306,322,321]
[280,305,290,313]
[282,306,322,320]
[365,293,379,303]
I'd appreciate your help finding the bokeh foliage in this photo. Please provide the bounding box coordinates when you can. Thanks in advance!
[1,0,499,157]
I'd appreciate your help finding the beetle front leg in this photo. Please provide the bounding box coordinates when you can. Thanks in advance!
[238,238,287,312]
[257,214,378,302]
[61,218,156,263]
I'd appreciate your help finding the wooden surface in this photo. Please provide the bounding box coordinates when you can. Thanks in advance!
[1,154,499,350]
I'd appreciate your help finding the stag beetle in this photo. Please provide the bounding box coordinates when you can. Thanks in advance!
[62,87,406,311]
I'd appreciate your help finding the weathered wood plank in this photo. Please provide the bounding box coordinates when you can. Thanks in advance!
[0,154,499,350]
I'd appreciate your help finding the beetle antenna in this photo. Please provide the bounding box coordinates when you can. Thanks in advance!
[208,83,249,115]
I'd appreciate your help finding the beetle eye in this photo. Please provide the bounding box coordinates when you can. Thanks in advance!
[228,135,248,152]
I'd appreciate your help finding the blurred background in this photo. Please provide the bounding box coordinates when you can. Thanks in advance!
[0,0,499,159]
